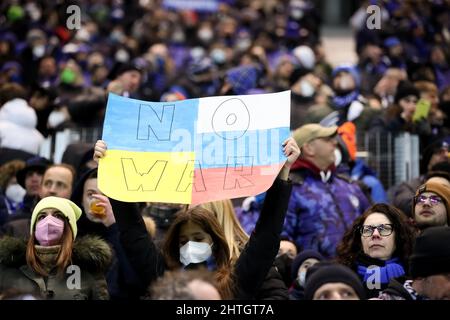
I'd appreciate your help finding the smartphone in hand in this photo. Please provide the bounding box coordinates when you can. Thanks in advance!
[413,99,431,122]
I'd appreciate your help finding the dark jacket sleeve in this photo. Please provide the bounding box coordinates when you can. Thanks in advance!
[255,266,289,300]
[104,223,143,298]
[233,178,292,299]
[109,199,165,292]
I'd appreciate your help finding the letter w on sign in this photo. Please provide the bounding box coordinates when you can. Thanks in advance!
[98,91,290,204]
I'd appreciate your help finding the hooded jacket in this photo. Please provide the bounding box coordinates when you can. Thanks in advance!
[0,98,44,154]
[0,235,111,299]
[70,167,143,299]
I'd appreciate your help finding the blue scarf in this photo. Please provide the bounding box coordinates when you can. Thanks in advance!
[357,257,406,285]
[332,90,359,109]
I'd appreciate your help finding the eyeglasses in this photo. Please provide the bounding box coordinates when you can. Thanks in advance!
[360,224,394,237]
[415,194,443,206]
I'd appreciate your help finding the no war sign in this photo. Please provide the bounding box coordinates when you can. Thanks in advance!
[98,91,290,204]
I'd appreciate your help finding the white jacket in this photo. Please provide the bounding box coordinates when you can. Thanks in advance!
[0,98,44,154]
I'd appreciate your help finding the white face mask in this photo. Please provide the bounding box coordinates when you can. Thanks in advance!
[297,271,307,287]
[198,28,213,43]
[6,183,26,203]
[179,241,212,266]
[300,80,315,97]
[32,45,45,58]
[210,49,226,64]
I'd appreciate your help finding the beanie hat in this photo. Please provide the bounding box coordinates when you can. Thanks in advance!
[413,181,450,223]
[332,64,361,89]
[30,197,82,239]
[409,226,450,278]
[226,65,259,95]
[293,123,338,148]
[420,137,449,174]
[292,45,316,70]
[304,263,366,300]
[16,156,52,189]
[384,36,401,48]
[291,250,324,280]
[394,81,420,104]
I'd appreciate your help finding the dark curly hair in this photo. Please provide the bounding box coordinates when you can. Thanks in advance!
[336,203,415,269]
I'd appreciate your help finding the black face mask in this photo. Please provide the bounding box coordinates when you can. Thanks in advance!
[145,206,180,229]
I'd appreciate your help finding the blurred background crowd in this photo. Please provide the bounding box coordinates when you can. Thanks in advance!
[1,0,450,301]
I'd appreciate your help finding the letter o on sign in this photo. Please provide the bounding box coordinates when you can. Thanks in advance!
[211,98,250,140]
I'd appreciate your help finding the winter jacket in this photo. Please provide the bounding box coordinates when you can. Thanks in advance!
[377,278,418,300]
[0,235,111,299]
[254,265,289,300]
[0,98,44,154]
[282,160,370,258]
[70,168,142,299]
[110,178,292,299]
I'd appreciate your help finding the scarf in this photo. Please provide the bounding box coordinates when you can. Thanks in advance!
[35,244,61,274]
[290,158,336,182]
[356,256,406,285]
[332,90,359,109]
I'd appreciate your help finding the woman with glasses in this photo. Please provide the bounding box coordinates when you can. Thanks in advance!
[336,203,415,298]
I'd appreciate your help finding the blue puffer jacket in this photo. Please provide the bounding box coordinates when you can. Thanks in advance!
[282,160,370,258]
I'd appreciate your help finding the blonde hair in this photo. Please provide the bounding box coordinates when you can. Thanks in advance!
[196,200,249,263]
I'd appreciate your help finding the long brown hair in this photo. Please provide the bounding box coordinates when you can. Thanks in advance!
[162,207,235,299]
[336,203,415,269]
[26,218,74,277]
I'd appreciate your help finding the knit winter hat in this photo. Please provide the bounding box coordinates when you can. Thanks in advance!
[225,65,259,95]
[420,137,449,174]
[331,64,361,88]
[394,81,420,104]
[413,181,450,223]
[409,226,450,278]
[304,264,366,300]
[30,196,82,238]
[16,156,52,189]
[291,250,324,280]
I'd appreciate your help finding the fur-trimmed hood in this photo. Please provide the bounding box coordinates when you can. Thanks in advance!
[0,235,112,274]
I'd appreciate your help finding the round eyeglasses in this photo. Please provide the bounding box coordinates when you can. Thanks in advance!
[415,195,443,206]
[360,224,394,237]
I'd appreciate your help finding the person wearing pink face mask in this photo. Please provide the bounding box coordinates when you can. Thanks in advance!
[0,196,112,299]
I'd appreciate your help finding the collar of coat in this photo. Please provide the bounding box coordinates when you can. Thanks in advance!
[0,235,112,274]
[291,158,336,181]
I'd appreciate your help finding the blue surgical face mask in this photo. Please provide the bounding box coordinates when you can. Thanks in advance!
[297,271,307,287]
[179,241,212,266]
[210,49,226,65]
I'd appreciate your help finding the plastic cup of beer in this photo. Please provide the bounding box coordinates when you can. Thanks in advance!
[90,200,106,219]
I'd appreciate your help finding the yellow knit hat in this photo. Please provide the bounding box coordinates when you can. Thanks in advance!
[30,197,82,239]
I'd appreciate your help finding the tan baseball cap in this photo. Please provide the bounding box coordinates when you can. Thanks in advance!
[293,124,338,148]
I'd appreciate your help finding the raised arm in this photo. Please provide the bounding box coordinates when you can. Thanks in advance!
[93,140,165,292]
[233,137,299,299]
